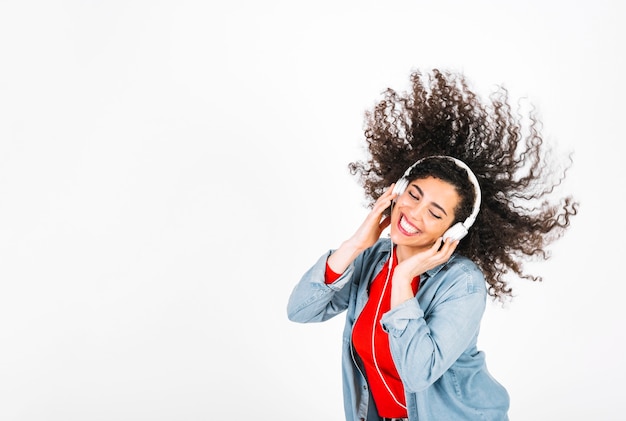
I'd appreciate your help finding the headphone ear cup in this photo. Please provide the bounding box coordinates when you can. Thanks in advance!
[392,178,408,198]
[442,222,468,242]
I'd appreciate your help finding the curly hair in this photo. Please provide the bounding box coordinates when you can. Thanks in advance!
[349,69,579,300]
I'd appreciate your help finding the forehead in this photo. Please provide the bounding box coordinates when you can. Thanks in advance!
[409,176,461,208]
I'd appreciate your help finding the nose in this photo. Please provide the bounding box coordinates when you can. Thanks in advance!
[405,201,427,223]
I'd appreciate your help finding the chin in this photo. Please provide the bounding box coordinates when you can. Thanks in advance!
[389,230,410,244]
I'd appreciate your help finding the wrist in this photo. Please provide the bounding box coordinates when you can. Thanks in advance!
[341,238,368,256]
[391,270,414,287]
[327,239,366,275]
[390,274,414,307]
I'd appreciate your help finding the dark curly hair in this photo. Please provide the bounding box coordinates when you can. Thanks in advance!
[349,69,579,300]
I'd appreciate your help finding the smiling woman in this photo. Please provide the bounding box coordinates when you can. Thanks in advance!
[287,69,578,421]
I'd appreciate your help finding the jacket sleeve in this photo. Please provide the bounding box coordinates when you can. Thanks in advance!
[286,250,356,323]
[380,259,487,392]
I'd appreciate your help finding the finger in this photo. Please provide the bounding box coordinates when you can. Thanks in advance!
[386,183,398,200]
[373,188,396,213]
[431,237,444,252]
[439,238,459,258]
[375,184,396,202]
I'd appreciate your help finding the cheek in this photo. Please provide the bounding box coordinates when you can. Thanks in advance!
[427,218,453,235]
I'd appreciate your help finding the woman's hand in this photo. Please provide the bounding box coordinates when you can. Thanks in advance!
[327,184,397,274]
[390,237,459,307]
[396,237,459,280]
[346,184,397,251]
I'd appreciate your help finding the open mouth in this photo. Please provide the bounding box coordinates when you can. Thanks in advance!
[398,215,420,236]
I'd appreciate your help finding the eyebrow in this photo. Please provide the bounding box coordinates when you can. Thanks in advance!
[412,184,449,216]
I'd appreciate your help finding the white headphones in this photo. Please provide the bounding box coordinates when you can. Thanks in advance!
[391,155,481,241]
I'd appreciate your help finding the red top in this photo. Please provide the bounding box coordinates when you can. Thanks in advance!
[325,251,419,418]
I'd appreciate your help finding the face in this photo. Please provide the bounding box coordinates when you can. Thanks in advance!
[390,176,460,255]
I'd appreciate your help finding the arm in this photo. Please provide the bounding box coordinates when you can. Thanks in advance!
[326,184,396,274]
[286,250,355,323]
[287,185,397,322]
[381,259,487,392]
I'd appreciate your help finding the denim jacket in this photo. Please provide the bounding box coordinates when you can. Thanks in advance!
[287,238,509,421]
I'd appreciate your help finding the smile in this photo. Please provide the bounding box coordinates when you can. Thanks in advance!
[399,215,420,235]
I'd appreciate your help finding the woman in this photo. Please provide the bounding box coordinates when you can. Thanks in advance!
[287,69,578,421]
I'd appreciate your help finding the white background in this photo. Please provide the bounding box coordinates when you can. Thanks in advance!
[0,1,624,420]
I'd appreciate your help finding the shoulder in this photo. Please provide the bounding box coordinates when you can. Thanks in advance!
[348,238,392,277]
[425,253,487,297]
[371,237,393,254]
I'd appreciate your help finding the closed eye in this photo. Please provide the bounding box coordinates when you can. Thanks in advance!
[409,184,447,219]
[409,190,442,218]
[429,210,443,219]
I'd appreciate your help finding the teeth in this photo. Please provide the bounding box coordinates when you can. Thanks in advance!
[400,216,418,234]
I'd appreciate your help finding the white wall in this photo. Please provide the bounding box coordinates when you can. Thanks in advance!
[0,1,623,420]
